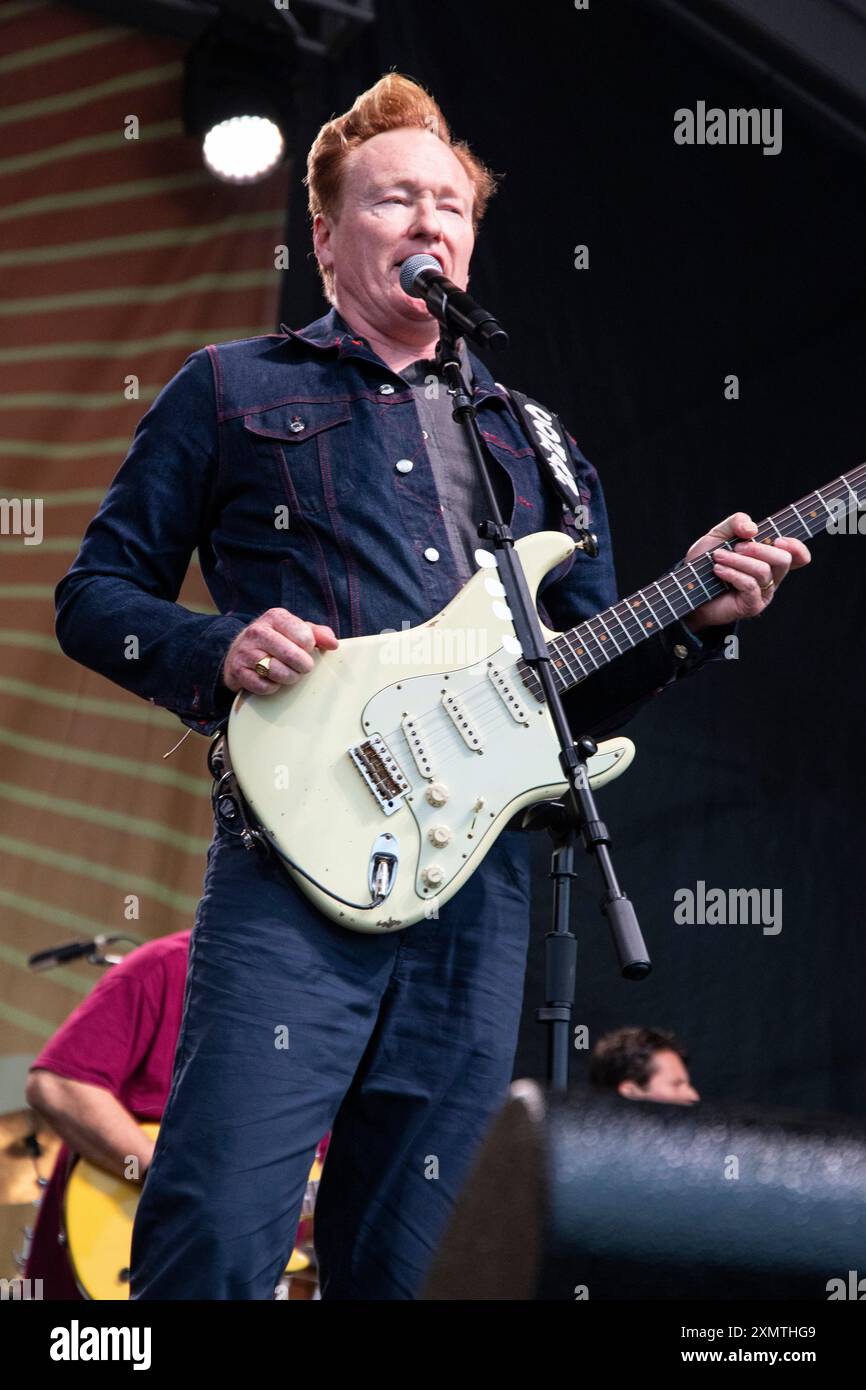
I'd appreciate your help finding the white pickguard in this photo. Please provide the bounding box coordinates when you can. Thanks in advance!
[362,658,624,905]
[227,531,635,933]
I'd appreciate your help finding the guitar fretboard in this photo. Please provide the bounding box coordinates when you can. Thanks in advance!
[517,463,866,700]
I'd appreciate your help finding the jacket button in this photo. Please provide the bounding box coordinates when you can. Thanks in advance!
[289,419,305,432]
[423,547,440,562]
[378,383,395,394]
[395,459,414,474]
[673,643,689,660]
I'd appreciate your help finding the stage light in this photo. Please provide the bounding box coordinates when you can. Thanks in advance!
[202,115,285,185]
[183,16,297,186]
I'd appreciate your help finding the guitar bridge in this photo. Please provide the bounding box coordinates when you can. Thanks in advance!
[348,735,410,815]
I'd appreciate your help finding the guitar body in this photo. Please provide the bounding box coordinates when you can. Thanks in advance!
[63,1124,323,1298]
[227,531,634,933]
[63,1121,158,1300]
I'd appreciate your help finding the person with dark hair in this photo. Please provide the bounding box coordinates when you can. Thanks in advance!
[23,932,329,1298]
[589,1026,699,1105]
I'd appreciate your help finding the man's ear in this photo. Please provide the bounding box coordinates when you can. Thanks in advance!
[618,1080,643,1101]
[313,212,333,271]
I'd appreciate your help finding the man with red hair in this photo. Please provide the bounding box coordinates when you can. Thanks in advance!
[55,74,808,1300]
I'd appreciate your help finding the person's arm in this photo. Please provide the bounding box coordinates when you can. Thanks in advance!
[25,1072,155,1181]
[25,960,165,1183]
[53,348,246,737]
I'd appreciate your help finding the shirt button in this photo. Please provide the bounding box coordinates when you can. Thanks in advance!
[673,643,689,660]
[423,547,440,562]
[379,383,395,395]
[422,430,429,440]
[395,459,414,474]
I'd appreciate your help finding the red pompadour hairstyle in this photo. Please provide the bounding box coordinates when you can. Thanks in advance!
[305,72,499,301]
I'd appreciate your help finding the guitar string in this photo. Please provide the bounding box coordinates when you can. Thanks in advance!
[360,482,863,783]
[372,558,716,759]
[366,504,846,778]
[371,509,814,761]
[369,467,866,762]
[434,466,866,717]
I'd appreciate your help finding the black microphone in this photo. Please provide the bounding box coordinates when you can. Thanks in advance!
[399,253,509,352]
[28,936,121,971]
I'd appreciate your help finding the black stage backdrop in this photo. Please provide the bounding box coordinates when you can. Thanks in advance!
[280,0,866,1114]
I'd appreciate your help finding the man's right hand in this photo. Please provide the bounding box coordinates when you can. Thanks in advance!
[221,608,339,696]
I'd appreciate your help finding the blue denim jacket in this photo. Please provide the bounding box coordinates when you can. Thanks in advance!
[54,307,724,741]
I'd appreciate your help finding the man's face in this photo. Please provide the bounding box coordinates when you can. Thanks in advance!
[313,126,476,334]
[620,1050,700,1105]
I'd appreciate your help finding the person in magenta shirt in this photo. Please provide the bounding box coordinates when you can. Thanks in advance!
[25,931,328,1299]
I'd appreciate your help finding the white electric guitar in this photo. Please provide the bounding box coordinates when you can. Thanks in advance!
[226,465,863,933]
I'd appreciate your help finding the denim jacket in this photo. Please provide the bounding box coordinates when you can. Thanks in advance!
[54,307,726,742]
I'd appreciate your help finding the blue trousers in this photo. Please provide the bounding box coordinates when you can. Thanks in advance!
[129,820,532,1300]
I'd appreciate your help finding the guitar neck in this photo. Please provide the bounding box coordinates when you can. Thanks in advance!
[518,462,866,699]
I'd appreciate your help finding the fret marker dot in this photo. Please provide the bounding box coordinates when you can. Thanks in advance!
[645,620,654,628]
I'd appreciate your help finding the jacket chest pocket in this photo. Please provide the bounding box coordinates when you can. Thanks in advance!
[242,401,353,514]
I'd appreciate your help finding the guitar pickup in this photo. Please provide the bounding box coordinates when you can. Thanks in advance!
[401,714,434,778]
[442,692,483,751]
[487,664,530,724]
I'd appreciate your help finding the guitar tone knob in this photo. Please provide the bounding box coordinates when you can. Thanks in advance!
[422,865,445,888]
[426,782,449,807]
[428,825,451,848]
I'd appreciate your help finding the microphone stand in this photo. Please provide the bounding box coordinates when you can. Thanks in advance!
[435,322,651,1093]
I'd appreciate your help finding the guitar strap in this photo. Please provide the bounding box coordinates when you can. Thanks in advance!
[505,388,599,556]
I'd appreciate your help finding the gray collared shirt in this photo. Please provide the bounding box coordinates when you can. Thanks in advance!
[331,310,507,582]
[399,341,494,583]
